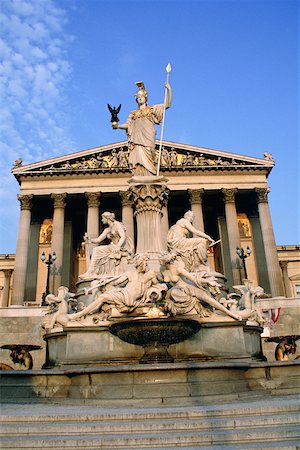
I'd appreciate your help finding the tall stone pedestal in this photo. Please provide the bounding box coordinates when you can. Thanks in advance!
[128,177,169,256]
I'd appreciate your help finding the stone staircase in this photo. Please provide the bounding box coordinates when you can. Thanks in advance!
[0,396,299,449]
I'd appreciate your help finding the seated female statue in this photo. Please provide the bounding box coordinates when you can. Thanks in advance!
[167,210,214,272]
[80,211,133,280]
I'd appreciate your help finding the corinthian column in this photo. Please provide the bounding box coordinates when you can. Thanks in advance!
[255,188,284,296]
[222,189,241,285]
[188,189,204,231]
[128,181,169,255]
[1,269,12,307]
[11,194,33,305]
[280,261,292,298]
[85,192,100,240]
[51,193,67,292]
[119,191,134,244]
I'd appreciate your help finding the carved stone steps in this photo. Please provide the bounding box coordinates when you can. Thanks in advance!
[1,427,299,449]
[1,412,300,436]
[1,396,299,449]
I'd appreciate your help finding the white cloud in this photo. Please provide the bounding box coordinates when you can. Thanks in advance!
[0,0,75,252]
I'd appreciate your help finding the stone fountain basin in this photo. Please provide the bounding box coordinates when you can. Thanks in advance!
[110,318,201,346]
[109,318,201,363]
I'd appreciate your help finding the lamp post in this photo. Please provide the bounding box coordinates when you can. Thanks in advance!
[40,251,56,306]
[236,246,251,280]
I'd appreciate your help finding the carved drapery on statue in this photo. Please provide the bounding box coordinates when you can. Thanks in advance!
[79,212,134,280]
[126,105,164,176]
[167,211,214,272]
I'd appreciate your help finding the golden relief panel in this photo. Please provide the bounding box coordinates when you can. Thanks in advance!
[39,219,53,244]
[237,214,252,238]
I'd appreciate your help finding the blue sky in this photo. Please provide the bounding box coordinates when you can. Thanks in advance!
[0,0,299,253]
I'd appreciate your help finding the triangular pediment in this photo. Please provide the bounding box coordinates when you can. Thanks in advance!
[11,140,274,180]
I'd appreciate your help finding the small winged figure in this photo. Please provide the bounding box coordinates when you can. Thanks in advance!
[107,104,121,124]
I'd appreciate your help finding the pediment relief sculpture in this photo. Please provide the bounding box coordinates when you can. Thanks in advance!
[12,142,273,178]
[44,149,254,173]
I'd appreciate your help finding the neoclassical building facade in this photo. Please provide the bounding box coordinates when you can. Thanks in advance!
[7,140,287,306]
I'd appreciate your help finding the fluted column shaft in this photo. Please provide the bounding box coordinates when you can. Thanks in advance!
[256,188,284,296]
[222,189,241,285]
[161,205,169,251]
[51,193,67,292]
[11,195,33,305]
[1,269,12,307]
[188,189,204,231]
[280,261,292,297]
[85,192,100,240]
[119,191,134,244]
[128,182,169,255]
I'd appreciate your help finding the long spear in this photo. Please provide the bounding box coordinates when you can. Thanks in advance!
[156,63,172,176]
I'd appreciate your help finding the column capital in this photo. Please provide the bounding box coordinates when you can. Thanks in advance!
[2,269,13,278]
[85,192,100,208]
[222,188,237,204]
[129,183,170,215]
[119,190,132,207]
[17,194,33,211]
[51,193,67,208]
[188,189,204,205]
[255,187,270,204]
[279,260,288,269]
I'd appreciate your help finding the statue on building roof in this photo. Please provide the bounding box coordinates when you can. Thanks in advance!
[264,152,274,161]
[12,158,22,168]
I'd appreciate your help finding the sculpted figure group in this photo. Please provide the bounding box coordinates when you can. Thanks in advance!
[80,211,133,280]
[43,210,265,331]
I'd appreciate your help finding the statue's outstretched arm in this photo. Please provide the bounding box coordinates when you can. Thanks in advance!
[91,227,110,244]
[183,219,214,242]
[117,123,128,130]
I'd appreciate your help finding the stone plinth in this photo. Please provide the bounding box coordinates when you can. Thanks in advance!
[0,361,299,405]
